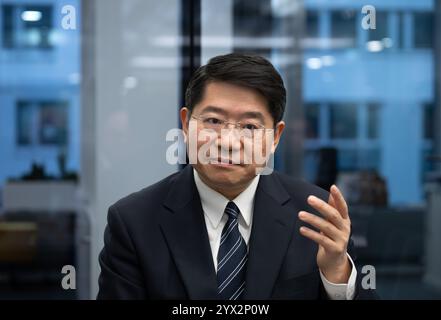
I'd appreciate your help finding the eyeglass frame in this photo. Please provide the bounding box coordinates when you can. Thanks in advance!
[189,114,271,131]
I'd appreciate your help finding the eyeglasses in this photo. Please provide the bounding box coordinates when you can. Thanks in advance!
[190,115,267,132]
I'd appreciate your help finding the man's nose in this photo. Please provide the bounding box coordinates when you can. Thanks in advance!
[217,128,242,151]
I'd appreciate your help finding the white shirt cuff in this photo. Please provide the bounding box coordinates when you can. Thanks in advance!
[319,252,357,300]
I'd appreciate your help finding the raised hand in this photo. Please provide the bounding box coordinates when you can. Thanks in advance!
[298,185,352,283]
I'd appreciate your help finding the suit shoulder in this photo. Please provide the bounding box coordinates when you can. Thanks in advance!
[271,170,329,201]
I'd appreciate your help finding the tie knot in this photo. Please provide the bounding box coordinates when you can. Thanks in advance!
[225,201,240,219]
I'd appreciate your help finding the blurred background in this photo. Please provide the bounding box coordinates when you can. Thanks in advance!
[0,0,440,299]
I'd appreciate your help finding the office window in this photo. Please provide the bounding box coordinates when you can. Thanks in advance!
[17,101,68,146]
[398,12,403,49]
[17,102,34,145]
[330,10,357,48]
[414,12,434,48]
[305,10,319,39]
[338,149,357,170]
[2,4,53,49]
[233,0,273,56]
[330,103,357,139]
[422,148,436,180]
[305,103,320,139]
[423,103,435,140]
[358,148,381,170]
[2,5,14,47]
[367,103,380,139]
[338,148,380,171]
[233,0,272,38]
[304,149,319,182]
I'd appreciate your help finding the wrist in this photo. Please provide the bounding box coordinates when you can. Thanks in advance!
[321,255,351,284]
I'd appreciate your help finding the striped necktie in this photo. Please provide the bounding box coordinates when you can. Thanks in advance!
[216,201,248,300]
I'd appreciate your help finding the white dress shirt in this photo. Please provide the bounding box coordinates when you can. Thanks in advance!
[193,169,357,300]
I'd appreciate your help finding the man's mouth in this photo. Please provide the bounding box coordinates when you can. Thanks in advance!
[208,157,242,166]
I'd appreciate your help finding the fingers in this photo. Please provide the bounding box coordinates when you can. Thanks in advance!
[330,185,349,219]
[328,193,337,208]
[299,226,343,253]
[298,211,342,242]
[300,188,351,260]
[307,195,345,229]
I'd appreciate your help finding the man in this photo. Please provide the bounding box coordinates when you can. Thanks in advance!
[97,53,376,300]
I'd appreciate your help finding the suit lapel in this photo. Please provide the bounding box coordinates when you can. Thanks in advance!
[160,165,219,299]
[243,173,300,299]
[159,166,304,300]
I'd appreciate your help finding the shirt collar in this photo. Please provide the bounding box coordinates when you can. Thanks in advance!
[193,168,260,229]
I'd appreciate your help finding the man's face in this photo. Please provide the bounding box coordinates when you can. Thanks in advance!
[181,81,285,195]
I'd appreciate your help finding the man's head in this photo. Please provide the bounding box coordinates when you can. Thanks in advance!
[184,53,286,126]
[180,53,286,199]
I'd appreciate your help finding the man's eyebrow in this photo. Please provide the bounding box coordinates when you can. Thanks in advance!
[240,111,265,123]
[200,106,265,122]
[199,105,228,115]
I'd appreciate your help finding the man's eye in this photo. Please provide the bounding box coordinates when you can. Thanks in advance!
[205,118,222,125]
[242,123,258,130]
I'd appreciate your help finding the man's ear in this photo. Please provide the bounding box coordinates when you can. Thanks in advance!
[180,107,190,140]
[272,120,285,153]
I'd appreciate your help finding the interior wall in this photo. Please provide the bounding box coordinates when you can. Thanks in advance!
[81,0,180,298]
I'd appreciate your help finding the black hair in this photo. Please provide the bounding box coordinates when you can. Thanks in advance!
[185,53,286,124]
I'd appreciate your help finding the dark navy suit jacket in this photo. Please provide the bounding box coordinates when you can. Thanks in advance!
[97,165,376,299]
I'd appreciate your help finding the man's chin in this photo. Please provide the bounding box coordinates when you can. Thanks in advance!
[198,163,248,181]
